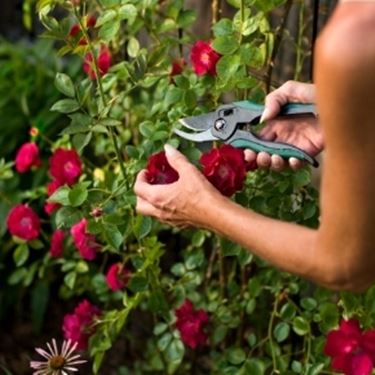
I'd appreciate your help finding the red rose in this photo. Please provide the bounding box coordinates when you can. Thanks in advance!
[170,59,186,77]
[44,180,62,215]
[106,263,131,291]
[190,41,221,76]
[200,144,246,197]
[50,230,65,258]
[175,299,209,349]
[15,142,41,173]
[49,148,82,186]
[7,204,41,241]
[62,299,101,350]
[83,45,111,80]
[69,23,81,38]
[86,15,96,28]
[324,319,375,375]
[146,151,179,185]
[70,219,100,260]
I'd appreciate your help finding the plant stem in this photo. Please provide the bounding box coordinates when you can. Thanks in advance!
[268,296,280,374]
[211,0,221,26]
[294,1,305,80]
[265,0,293,93]
[73,8,127,182]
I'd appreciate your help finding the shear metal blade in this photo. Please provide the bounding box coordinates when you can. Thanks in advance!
[173,128,216,142]
[178,111,217,131]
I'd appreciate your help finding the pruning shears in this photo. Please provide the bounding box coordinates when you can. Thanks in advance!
[174,101,319,167]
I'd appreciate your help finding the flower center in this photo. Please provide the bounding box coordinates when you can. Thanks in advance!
[201,52,210,65]
[20,217,31,228]
[49,355,66,370]
[64,161,74,174]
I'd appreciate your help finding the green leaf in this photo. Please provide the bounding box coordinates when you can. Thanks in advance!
[134,216,152,239]
[72,132,92,152]
[69,183,88,207]
[176,10,196,27]
[153,322,168,336]
[8,268,27,285]
[216,54,241,81]
[166,339,185,364]
[55,207,82,229]
[280,302,297,320]
[96,9,117,27]
[128,275,148,292]
[227,347,246,365]
[48,186,71,206]
[64,271,76,289]
[127,37,140,58]
[51,99,80,113]
[293,168,311,188]
[103,224,124,249]
[241,359,266,375]
[157,332,172,352]
[164,87,183,107]
[292,316,310,336]
[61,113,92,135]
[213,18,233,37]
[13,244,29,266]
[99,19,120,41]
[212,35,239,55]
[55,73,75,98]
[273,322,290,343]
[301,297,318,311]
[119,4,138,25]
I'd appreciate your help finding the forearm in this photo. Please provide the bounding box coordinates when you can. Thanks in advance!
[200,195,363,291]
[201,196,323,281]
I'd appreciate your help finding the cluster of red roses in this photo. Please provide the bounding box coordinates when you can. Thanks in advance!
[325,319,375,375]
[146,144,253,197]
[9,141,131,284]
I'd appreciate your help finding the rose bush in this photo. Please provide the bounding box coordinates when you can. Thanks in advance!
[1,0,375,374]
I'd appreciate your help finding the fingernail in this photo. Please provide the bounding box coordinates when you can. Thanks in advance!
[164,144,177,156]
[260,108,271,123]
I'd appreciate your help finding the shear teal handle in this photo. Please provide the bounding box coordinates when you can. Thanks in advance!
[229,137,319,167]
[230,101,318,166]
[233,101,317,117]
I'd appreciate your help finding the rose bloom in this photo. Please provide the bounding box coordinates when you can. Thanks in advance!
[324,319,375,375]
[44,180,62,215]
[69,23,81,38]
[200,144,246,197]
[15,142,41,173]
[7,204,41,241]
[50,230,65,258]
[175,299,209,349]
[62,299,101,350]
[70,219,100,261]
[190,40,221,76]
[106,263,131,291]
[146,151,179,185]
[170,59,186,77]
[49,148,82,186]
[83,45,111,80]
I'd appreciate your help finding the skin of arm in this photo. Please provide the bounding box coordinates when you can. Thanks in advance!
[135,2,375,292]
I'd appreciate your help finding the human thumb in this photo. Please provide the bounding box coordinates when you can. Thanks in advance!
[260,96,283,123]
[164,144,189,170]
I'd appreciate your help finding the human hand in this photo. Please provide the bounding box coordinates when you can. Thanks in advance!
[246,80,324,171]
[134,145,225,228]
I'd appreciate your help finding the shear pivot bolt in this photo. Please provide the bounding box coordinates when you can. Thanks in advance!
[214,118,226,131]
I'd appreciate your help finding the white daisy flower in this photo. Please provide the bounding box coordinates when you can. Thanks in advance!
[30,339,87,375]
